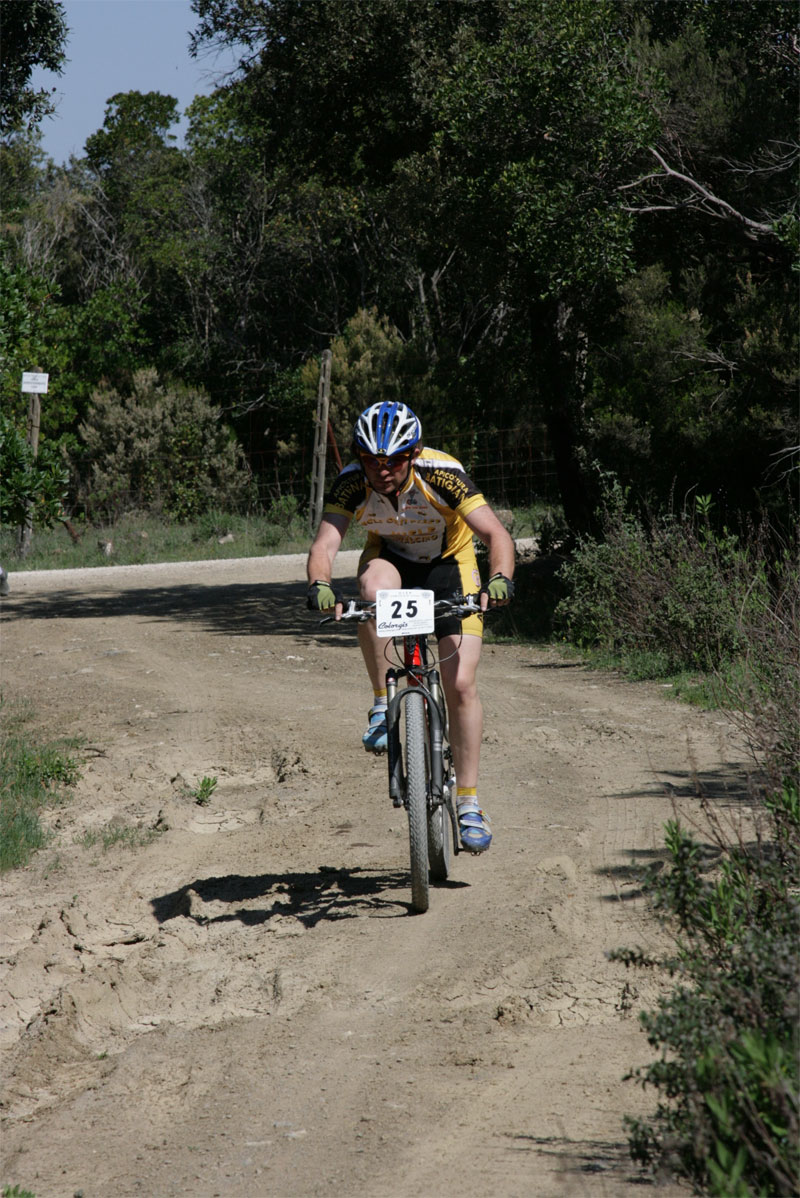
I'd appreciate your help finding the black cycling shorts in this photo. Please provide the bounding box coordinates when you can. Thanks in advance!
[369,544,482,639]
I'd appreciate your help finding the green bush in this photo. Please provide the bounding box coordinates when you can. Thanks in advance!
[72,368,253,522]
[618,810,799,1196]
[0,411,69,529]
[298,307,446,453]
[720,548,800,793]
[615,552,800,1195]
[554,487,769,675]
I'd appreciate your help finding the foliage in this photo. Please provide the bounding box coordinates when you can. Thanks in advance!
[613,519,800,1194]
[299,308,446,452]
[0,0,67,137]
[72,368,252,521]
[84,91,181,176]
[554,484,770,674]
[588,259,798,527]
[0,411,69,530]
[617,805,799,1195]
[77,822,158,852]
[190,776,217,807]
[190,0,491,187]
[0,248,61,419]
[717,546,800,793]
[433,0,656,301]
[0,699,81,872]
[0,1,795,535]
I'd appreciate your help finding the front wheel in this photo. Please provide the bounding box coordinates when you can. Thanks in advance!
[428,798,450,882]
[404,690,430,913]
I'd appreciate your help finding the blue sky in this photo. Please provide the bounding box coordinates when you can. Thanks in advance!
[30,0,242,164]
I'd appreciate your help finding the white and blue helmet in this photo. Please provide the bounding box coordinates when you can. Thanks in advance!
[353,402,422,457]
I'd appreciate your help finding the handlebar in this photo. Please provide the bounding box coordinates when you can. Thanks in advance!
[320,594,484,625]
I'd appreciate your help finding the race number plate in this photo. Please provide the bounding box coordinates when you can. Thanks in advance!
[375,589,435,638]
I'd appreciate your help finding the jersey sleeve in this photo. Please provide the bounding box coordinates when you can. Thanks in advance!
[323,466,365,518]
[416,460,487,518]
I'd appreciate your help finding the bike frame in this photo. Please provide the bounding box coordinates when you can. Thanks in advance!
[384,630,461,855]
[319,592,483,901]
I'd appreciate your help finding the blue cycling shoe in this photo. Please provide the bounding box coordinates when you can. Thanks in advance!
[457,799,492,853]
[362,705,388,754]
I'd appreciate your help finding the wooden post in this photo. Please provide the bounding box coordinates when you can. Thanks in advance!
[309,349,332,530]
[17,388,42,559]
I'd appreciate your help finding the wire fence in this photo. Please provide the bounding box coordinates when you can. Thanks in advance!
[247,426,557,512]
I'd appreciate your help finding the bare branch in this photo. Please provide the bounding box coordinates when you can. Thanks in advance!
[717,140,800,179]
[620,147,783,244]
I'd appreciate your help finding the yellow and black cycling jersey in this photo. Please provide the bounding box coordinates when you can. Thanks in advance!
[323,447,487,565]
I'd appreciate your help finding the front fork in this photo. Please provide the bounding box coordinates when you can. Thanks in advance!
[385,667,460,852]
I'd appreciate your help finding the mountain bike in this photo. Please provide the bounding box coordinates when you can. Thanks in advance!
[322,591,483,914]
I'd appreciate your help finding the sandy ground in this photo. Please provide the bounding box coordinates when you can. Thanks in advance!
[0,553,751,1197]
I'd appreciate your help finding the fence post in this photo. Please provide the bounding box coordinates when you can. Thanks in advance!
[17,372,46,559]
[309,349,332,530]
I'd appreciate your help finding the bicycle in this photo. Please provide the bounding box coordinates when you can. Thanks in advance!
[322,590,484,914]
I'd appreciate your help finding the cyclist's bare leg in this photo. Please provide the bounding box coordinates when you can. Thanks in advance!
[356,556,403,692]
[437,633,483,789]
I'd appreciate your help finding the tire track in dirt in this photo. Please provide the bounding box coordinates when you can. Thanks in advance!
[0,556,749,1196]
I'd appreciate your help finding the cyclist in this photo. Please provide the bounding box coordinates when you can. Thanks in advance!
[306,401,515,854]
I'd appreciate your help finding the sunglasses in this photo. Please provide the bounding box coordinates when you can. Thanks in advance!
[360,451,413,470]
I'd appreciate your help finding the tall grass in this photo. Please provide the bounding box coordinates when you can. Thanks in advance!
[0,498,367,573]
[0,700,82,871]
[0,499,560,578]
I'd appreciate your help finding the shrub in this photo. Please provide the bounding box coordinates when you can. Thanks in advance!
[618,812,799,1196]
[0,411,69,530]
[720,548,800,792]
[615,552,800,1195]
[72,368,253,521]
[554,487,769,675]
[298,307,445,453]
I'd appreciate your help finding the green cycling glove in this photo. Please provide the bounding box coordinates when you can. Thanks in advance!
[307,580,338,611]
[484,572,514,603]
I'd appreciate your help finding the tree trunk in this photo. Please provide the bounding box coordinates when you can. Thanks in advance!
[530,299,599,539]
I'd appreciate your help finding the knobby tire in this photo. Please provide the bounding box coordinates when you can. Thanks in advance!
[404,690,430,913]
[427,744,451,882]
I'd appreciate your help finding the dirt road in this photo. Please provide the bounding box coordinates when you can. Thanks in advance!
[0,555,749,1197]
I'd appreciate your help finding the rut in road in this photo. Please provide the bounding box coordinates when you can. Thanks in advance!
[0,557,749,1196]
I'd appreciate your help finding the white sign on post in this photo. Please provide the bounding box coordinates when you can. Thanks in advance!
[21,372,49,394]
[375,589,435,638]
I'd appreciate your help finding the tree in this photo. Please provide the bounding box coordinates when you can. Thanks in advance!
[0,246,67,429]
[71,94,193,384]
[428,0,658,531]
[591,2,799,524]
[620,3,798,258]
[186,1,510,415]
[190,0,497,188]
[0,0,68,137]
[0,411,68,531]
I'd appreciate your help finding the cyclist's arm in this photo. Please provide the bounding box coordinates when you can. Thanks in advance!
[463,503,515,582]
[307,513,350,584]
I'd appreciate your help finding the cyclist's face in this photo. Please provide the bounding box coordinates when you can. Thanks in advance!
[360,450,414,492]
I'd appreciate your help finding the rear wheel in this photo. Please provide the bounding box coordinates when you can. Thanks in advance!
[404,690,429,913]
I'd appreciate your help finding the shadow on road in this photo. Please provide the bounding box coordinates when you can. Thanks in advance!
[504,1131,652,1189]
[0,576,362,641]
[150,864,465,925]
[596,760,767,902]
